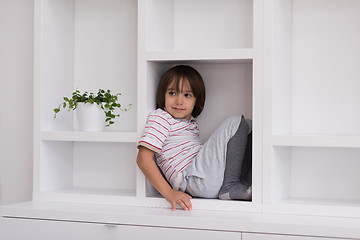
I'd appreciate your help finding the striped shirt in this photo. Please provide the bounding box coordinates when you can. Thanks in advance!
[138,108,202,191]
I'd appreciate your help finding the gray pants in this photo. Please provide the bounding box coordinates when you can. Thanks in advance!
[184,115,242,198]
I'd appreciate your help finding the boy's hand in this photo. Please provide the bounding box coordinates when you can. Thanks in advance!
[136,147,192,211]
[164,189,192,211]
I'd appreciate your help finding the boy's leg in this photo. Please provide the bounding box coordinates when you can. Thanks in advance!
[184,115,242,198]
[218,116,252,200]
[240,132,252,186]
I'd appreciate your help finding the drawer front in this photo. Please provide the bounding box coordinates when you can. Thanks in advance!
[243,233,350,240]
[1,217,242,240]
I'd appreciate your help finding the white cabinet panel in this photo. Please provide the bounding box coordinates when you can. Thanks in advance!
[1,217,114,240]
[1,217,241,240]
[243,233,350,240]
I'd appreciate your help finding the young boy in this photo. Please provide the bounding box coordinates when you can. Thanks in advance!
[137,65,252,211]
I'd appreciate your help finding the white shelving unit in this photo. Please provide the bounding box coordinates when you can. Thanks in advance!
[4,1,360,238]
[28,0,264,212]
[263,0,360,218]
[1,0,360,239]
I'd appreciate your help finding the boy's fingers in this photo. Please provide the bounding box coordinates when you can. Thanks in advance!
[180,198,192,211]
[171,202,176,211]
[180,201,188,211]
[168,192,192,211]
[184,199,192,210]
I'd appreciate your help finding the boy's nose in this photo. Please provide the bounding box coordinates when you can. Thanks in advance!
[175,95,183,104]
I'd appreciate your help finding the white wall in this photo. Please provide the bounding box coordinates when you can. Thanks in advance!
[0,0,34,205]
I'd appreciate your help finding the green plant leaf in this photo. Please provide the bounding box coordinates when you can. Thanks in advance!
[52,88,131,127]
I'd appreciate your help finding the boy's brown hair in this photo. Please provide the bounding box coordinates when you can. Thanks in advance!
[156,65,206,118]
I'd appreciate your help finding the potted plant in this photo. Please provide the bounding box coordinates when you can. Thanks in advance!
[53,89,131,131]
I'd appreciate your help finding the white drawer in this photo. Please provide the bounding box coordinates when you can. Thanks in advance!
[0,217,242,240]
[242,233,351,240]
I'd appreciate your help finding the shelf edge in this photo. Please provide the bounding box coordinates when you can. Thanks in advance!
[272,135,360,148]
[146,48,253,62]
[40,131,138,143]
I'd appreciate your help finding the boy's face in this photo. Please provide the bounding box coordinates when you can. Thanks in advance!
[165,78,196,120]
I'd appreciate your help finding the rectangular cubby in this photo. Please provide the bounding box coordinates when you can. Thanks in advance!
[140,60,259,211]
[146,0,253,51]
[35,141,137,202]
[38,0,137,132]
[271,0,360,136]
[144,61,253,142]
[266,146,360,217]
[271,146,360,202]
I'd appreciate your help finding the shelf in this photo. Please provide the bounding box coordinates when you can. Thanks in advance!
[264,197,360,218]
[272,135,360,148]
[3,201,360,239]
[43,187,135,197]
[280,197,360,207]
[33,189,260,212]
[53,187,136,196]
[33,188,137,205]
[146,49,253,63]
[40,131,138,143]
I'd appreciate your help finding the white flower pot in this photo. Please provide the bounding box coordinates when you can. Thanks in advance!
[76,103,106,131]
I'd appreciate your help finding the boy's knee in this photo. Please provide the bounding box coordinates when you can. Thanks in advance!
[225,115,252,134]
[223,115,242,128]
[225,115,242,123]
[185,178,221,199]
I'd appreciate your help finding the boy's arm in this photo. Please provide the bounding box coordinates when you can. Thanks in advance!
[136,146,192,211]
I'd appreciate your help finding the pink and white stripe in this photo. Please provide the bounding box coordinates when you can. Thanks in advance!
[138,109,202,190]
